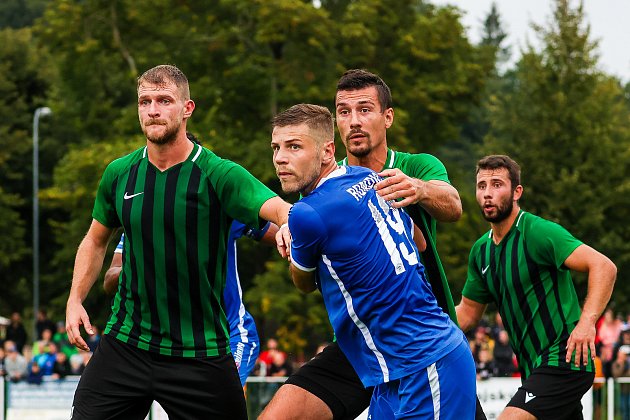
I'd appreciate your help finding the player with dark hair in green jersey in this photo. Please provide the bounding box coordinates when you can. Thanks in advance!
[65,64,291,420]
[457,155,617,420]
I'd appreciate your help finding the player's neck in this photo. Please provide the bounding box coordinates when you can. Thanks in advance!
[490,206,521,244]
[302,161,339,196]
[147,132,194,172]
[346,143,388,172]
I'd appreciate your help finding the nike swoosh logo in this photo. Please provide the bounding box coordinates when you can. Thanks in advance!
[124,192,144,200]
[525,392,536,403]
[482,265,490,275]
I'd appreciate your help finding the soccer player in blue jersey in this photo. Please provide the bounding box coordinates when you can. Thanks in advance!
[104,220,276,386]
[262,69,486,420]
[269,103,476,419]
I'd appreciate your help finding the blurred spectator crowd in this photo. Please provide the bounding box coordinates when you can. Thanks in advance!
[0,309,97,385]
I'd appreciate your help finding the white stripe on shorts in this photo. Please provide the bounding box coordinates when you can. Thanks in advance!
[428,362,441,420]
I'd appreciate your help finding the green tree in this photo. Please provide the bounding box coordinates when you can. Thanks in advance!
[483,0,630,306]
[0,27,55,318]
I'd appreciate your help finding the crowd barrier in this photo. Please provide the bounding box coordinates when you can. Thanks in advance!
[0,376,619,419]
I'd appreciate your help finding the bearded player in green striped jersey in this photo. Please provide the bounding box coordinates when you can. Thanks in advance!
[65,64,291,420]
[457,155,617,420]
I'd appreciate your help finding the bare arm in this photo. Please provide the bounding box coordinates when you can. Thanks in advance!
[289,264,317,293]
[413,223,427,252]
[376,169,462,222]
[259,197,292,257]
[456,296,488,333]
[564,244,617,366]
[103,251,123,296]
[66,220,115,351]
[259,196,291,227]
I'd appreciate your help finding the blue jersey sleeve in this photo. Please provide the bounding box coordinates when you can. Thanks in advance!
[114,233,125,254]
[289,202,327,272]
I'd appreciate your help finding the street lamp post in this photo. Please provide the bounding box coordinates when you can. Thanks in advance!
[33,106,52,340]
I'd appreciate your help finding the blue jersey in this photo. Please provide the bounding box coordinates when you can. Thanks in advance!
[224,221,266,345]
[290,166,461,387]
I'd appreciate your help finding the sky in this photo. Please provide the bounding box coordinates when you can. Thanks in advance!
[432,0,630,82]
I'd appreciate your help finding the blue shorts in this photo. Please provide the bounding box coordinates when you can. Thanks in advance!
[230,334,260,386]
[368,336,476,419]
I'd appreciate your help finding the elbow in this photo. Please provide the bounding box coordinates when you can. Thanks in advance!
[436,200,463,223]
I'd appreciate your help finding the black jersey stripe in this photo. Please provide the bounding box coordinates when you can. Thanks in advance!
[205,177,228,356]
[185,166,206,356]
[113,163,140,337]
[549,267,573,370]
[506,233,537,377]
[164,167,182,356]
[523,241,558,368]
[141,165,161,349]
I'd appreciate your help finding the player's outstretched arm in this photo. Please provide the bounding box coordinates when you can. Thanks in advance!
[66,219,115,351]
[376,168,462,222]
[563,244,617,367]
[259,196,291,228]
[456,297,487,333]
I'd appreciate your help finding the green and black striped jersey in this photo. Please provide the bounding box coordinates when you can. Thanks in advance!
[340,148,457,323]
[92,143,276,357]
[463,210,592,378]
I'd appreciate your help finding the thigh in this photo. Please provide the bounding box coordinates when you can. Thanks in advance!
[506,367,594,419]
[71,335,153,420]
[283,342,372,420]
[153,353,247,420]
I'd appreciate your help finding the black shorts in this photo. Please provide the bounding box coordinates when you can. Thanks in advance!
[507,366,595,419]
[286,342,488,420]
[285,342,372,420]
[72,334,246,420]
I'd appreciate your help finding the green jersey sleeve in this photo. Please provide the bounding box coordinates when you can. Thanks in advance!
[212,160,277,229]
[398,152,451,184]
[92,160,122,228]
[462,238,494,304]
[523,215,583,270]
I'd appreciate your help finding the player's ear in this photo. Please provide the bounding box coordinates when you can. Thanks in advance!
[513,185,523,201]
[322,140,336,164]
[384,108,394,129]
[183,100,195,118]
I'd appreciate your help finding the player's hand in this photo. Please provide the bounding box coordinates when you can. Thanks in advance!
[565,319,596,367]
[66,298,94,352]
[276,223,292,261]
[376,169,424,208]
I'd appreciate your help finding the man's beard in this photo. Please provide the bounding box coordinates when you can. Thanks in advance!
[144,121,179,145]
[279,160,321,195]
[345,131,372,158]
[482,196,514,223]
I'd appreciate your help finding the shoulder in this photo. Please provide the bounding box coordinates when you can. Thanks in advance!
[103,147,146,176]
[393,151,449,181]
[518,211,569,237]
[193,147,238,173]
[395,151,445,168]
[470,231,491,255]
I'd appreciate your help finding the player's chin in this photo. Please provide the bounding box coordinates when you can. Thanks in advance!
[280,181,300,194]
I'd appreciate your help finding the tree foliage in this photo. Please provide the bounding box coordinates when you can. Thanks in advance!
[483,0,630,305]
[1,0,628,353]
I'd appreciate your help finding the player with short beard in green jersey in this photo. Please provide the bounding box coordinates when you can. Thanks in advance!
[457,155,617,420]
[65,64,291,420]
